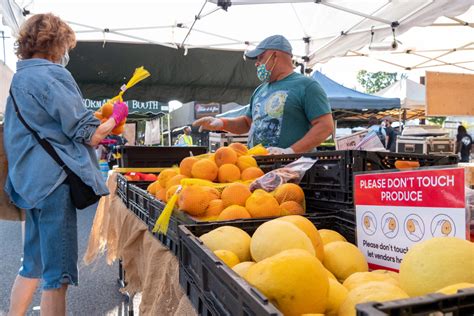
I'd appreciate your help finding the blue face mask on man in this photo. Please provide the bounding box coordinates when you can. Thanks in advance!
[256,53,276,82]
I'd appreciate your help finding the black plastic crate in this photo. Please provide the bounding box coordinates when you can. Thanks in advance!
[128,200,149,225]
[356,288,474,316]
[255,150,458,210]
[118,146,207,168]
[178,214,355,316]
[116,173,154,207]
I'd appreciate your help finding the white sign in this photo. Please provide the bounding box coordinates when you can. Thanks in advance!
[354,168,467,271]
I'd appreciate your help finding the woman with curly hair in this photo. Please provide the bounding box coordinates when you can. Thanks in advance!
[5,13,128,315]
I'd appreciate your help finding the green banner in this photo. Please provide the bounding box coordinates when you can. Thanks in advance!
[82,99,169,114]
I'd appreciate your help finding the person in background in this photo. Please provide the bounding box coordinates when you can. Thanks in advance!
[456,125,472,162]
[368,116,387,148]
[4,13,128,316]
[105,134,128,168]
[193,35,334,154]
[175,126,193,146]
[382,116,397,152]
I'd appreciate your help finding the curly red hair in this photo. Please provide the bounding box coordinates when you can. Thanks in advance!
[16,13,76,61]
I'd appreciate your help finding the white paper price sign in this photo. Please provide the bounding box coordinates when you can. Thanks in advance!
[354,167,467,271]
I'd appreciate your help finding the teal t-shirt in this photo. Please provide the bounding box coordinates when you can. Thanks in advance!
[246,72,331,148]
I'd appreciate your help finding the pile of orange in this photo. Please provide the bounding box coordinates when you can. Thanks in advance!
[94,101,127,135]
[145,144,306,221]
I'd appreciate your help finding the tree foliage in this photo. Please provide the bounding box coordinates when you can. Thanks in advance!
[356,70,398,94]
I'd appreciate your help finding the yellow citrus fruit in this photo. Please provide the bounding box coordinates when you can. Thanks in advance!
[280,200,305,216]
[342,272,399,292]
[436,282,474,295]
[178,185,210,216]
[214,249,240,268]
[371,269,400,283]
[221,183,251,208]
[276,215,324,262]
[165,174,186,190]
[399,237,474,297]
[323,241,368,282]
[318,229,347,245]
[179,156,198,177]
[214,147,238,167]
[191,159,218,181]
[217,205,251,221]
[245,190,281,218]
[273,183,305,204]
[240,167,264,181]
[146,180,160,195]
[200,226,251,262]
[325,267,337,280]
[236,155,258,171]
[250,219,315,262]
[158,169,178,188]
[326,278,349,316]
[232,261,255,278]
[245,249,329,316]
[229,143,248,157]
[338,281,409,316]
[218,163,241,183]
[203,199,224,217]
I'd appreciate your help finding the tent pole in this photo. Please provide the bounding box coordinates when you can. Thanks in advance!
[160,116,164,145]
[167,114,171,146]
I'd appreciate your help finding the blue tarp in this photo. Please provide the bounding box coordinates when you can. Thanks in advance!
[312,71,400,110]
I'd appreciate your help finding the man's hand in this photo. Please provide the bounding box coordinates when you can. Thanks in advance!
[193,117,224,132]
[267,147,295,155]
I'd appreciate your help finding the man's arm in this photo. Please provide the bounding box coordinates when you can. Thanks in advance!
[290,113,334,153]
[193,116,252,134]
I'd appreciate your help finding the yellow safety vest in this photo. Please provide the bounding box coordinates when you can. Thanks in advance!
[180,134,193,146]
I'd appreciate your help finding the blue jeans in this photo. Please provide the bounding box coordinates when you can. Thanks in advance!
[19,182,78,290]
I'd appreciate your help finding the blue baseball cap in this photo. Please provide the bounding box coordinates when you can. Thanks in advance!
[245,35,292,59]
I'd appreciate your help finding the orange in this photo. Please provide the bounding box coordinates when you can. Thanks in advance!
[165,184,180,202]
[158,169,178,188]
[146,180,161,195]
[203,199,224,217]
[214,147,238,167]
[101,102,114,118]
[241,167,264,181]
[236,155,258,171]
[218,164,241,183]
[165,174,186,190]
[94,111,103,120]
[221,183,252,207]
[111,124,124,135]
[179,157,198,177]
[178,185,211,216]
[191,159,218,181]
[155,187,166,201]
[245,190,281,218]
[229,143,248,157]
[203,186,221,200]
[218,205,251,221]
[280,201,305,216]
[274,183,305,204]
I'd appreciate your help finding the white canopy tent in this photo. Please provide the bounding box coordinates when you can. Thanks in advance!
[375,78,426,109]
[1,0,472,70]
[317,6,474,74]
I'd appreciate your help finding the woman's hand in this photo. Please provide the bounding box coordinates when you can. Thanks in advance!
[111,101,129,126]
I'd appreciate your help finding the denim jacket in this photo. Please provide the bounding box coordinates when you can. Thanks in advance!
[4,59,109,209]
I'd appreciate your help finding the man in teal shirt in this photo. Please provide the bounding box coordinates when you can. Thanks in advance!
[194,35,334,154]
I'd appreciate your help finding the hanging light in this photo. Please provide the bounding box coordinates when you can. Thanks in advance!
[369,27,401,52]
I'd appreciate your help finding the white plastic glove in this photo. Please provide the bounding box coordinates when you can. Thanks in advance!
[193,117,224,132]
[267,147,295,155]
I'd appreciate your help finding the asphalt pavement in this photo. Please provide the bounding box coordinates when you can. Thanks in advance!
[0,205,137,316]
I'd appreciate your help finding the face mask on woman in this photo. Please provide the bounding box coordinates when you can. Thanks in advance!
[59,51,70,67]
[256,53,276,82]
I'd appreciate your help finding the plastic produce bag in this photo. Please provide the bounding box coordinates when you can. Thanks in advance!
[250,157,317,192]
